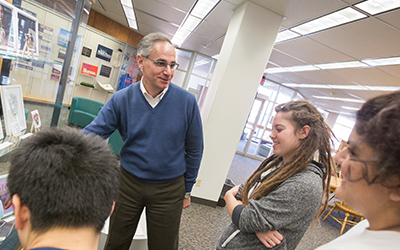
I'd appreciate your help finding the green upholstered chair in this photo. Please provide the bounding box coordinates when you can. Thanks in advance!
[68,97,104,128]
[108,129,124,156]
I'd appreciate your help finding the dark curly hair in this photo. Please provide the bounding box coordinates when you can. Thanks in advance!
[355,91,400,188]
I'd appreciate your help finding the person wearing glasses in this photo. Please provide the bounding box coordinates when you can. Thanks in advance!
[83,32,204,250]
[315,91,400,250]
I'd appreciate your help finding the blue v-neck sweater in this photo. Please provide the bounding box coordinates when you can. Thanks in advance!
[83,82,204,192]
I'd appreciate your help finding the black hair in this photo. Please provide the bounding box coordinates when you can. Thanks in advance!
[355,90,400,187]
[7,128,120,233]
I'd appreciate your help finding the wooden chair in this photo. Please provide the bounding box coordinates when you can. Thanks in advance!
[323,200,364,234]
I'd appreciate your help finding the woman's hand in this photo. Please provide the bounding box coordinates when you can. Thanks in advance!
[256,230,283,248]
[225,185,243,218]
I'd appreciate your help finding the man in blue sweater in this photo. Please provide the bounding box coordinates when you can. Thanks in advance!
[83,32,204,250]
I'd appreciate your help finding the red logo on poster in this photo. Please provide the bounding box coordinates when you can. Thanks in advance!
[81,63,98,77]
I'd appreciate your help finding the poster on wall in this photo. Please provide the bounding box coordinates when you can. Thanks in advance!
[81,46,91,57]
[127,53,141,81]
[0,85,27,135]
[99,65,111,78]
[0,174,13,217]
[57,28,81,51]
[17,10,39,57]
[81,62,98,77]
[96,44,113,62]
[0,1,15,51]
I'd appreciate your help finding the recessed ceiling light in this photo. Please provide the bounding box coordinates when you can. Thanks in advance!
[312,95,365,103]
[362,56,400,66]
[172,0,221,46]
[120,0,133,8]
[341,106,360,111]
[315,61,369,69]
[355,0,400,15]
[275,30,301,43]
[290,7,366,35]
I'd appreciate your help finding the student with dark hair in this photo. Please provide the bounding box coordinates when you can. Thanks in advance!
[218,100,335,250]
[316,91,400,250]
[6,128,120,250]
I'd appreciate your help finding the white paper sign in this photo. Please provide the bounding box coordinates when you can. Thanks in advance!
[10,121,21,136]
[31,109,41,128]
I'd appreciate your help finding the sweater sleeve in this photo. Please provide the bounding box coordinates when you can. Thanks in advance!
[236,171,322,233]
[183,99,204,192]
[83,94,120,139]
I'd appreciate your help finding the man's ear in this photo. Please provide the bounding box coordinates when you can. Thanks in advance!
[299,125,311,139]
[12,194,31,231]
[136,54,144,71]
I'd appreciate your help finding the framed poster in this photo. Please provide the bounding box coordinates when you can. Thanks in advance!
[81,46,91,57]
[0,0,15,51]
[0,85,26,135]
[81,63,98,77]
[96,44,113,62]
[0,174,13,217]
[31,109,41,128]
[99,65,111,78]
[16,9,39,57]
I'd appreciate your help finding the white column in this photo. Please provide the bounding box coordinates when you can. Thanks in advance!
[192,2,283,202]
[326,112,339,129]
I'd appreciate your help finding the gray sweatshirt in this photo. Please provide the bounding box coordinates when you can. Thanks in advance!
[217,161,325,250]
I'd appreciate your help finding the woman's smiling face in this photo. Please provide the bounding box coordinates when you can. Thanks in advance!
[269,112,302,162]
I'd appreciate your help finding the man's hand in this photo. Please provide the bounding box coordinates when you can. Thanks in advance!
[183,197,190,208]
[256,230,283,248]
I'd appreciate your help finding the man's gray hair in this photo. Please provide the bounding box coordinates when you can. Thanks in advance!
[137,32,172,57]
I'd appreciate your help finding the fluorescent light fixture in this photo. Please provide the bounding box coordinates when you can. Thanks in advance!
[355,0,400,15]
[181,15,202,31]
[172,0,221,46]
[285,65,320,72]
[290,7,366,35]
[366,86,400,91]
[264,67,289,74]
[191,0,220,19]
[362,56,400,66]
[275,30,301,43]
[120,0,133,8]
[127,18,137,30]
[315,61,369,69]
[283,83,332,89]
[212,54,219,59]
[312,95,365,103]
[341,106,360,111]
[121,0,137,29]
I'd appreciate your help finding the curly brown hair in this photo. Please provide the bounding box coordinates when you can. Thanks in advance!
[241,100,335,220]
[355,91,400,188]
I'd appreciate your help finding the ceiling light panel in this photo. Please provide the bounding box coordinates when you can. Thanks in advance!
[191,0,221,19]
[290,7,367,35]
[362,56,400,66]
[312,95,365,103]
[172,0,221,46]
[120,0,137,30]
[120,0,133,8]
[275,30,301,43]
[355,0,400,15]
[315,61,369,69]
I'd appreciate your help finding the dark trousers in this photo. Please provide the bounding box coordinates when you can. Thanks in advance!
[105,167,185,250]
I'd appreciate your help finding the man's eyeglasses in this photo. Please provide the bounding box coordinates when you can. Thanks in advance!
[144,56,179,71]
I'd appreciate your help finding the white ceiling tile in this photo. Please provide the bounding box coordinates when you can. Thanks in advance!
[268,49,307,67]
[375,9,400,30]
[155,0,195,12]
[134,0,187,25]
[135,11,178,35]
[309,17,400,60]
[274,37,355,64]
[206,0,235,29]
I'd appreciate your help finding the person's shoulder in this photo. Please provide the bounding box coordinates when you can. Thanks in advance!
[169,83,196,99]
